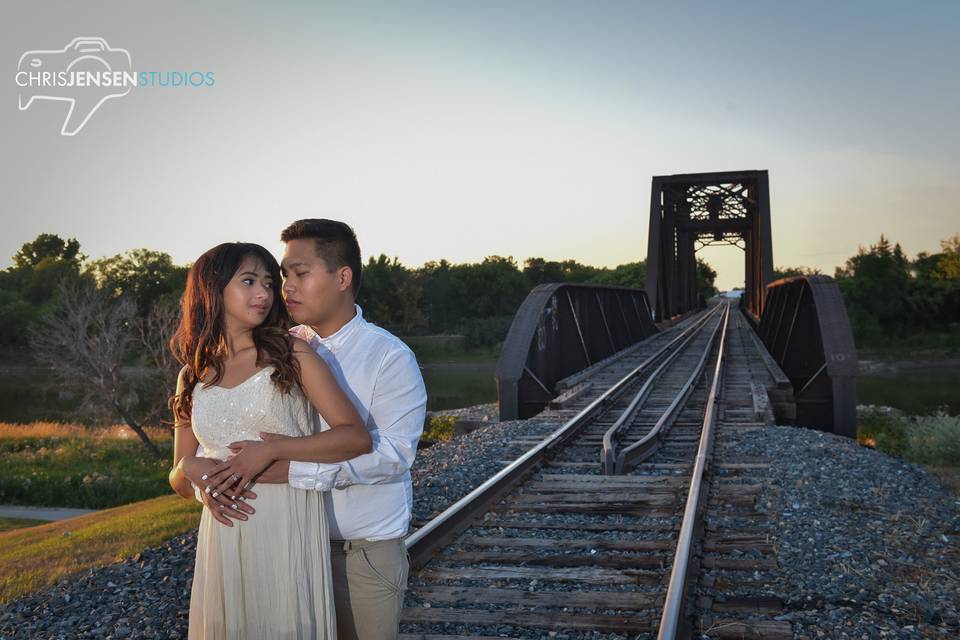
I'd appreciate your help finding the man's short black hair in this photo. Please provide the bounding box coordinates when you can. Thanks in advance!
[281,219,362,297]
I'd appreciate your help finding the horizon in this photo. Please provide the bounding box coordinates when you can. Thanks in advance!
[7,227,955,293]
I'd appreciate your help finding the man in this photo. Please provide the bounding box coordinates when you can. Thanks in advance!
[190,219,426,640]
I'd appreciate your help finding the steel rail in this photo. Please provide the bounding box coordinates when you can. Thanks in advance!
[612,304,727,474]
[600,303,725,474]
[404,305,722,569]
[657,302,731,639]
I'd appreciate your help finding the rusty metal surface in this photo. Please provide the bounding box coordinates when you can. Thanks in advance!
[645,170,774,321]
[496,283,657,421]
[658,303,731,639]
[409,332,664,569]
[600,304,724,475]
[756,275,858,437]
[613,305,726,474]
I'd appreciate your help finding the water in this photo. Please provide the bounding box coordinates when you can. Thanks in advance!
[0,365,501,424]
[420,364,497,411]
[857,366,960,416]
[3,363,955,423]
[0,369,78,423]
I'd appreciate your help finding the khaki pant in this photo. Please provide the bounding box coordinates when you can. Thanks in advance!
[330,538,408,640]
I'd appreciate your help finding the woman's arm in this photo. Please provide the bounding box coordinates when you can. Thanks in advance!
[205,339,371,494]
[168,367,256,526]
[168,367,202,499]
[275,339,372,460]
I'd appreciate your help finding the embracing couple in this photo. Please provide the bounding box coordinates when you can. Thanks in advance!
[167,219,426,639]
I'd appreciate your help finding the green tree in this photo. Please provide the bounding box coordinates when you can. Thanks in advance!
[835,235,912,341]
[0,234,87,345]
[772,265,821,280]
[453,256,529,319]
[591,261,646,288]
[417,259,461,333]
[0,290,35,347]
[12,233,81,269]
[523,258,567,286]
[358,255,427,332]
[84,249,188,315]
[695,258,718,299]
[556,260,603,283]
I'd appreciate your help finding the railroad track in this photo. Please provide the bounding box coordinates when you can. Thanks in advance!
[401,302,794,639]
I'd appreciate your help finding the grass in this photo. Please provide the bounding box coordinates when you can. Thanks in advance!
[0,422,173,508]
[402,335,500,364]
[0,494,201,604]
[858,408,960,493]
[0,516,46,532]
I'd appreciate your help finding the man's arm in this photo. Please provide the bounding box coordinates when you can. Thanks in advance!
[288,347,426,491]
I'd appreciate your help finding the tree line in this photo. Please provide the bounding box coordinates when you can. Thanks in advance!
[356,255,717,347]
[0,233,719,350]
[772,234,960,346]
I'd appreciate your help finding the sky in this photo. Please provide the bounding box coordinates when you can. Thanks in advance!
[1,1,958,290]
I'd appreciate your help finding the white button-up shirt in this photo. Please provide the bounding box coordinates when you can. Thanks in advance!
[196,305,426,541]
[287,306,426,541]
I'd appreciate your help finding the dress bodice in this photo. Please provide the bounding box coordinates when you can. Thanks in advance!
[191,367,316,460]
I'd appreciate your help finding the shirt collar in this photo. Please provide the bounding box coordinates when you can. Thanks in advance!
[292,304,365,352]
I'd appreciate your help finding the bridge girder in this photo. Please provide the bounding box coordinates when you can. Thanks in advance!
[645,170,773,321]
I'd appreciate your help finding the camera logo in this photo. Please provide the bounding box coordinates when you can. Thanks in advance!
[16,37,134,136]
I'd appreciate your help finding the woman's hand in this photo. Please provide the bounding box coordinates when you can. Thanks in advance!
[204,440,279,499]
[180,456,257,527]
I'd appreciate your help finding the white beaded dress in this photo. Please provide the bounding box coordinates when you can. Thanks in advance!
[188,366,335,639]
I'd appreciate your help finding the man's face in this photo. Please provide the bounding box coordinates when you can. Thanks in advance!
[281,239,348,326]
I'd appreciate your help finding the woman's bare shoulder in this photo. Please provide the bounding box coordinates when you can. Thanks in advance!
[291,336,315,354]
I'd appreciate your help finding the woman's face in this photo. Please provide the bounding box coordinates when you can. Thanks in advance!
[222,255,275,331]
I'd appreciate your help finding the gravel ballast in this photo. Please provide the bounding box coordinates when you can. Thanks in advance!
[720,425,959,639]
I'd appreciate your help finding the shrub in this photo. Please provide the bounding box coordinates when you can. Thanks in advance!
[459,316,513,349]
[858,407,960,468]
[422,415,456,442]
[905,410,960,466]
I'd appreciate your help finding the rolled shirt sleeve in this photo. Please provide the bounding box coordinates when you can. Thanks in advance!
[288,348,426,491]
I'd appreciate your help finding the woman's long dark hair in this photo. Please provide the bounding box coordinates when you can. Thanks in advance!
[169,242,299,424]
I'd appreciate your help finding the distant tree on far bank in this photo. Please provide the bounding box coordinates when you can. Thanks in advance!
[358,254,427,333]
[85,249,188,315]
[29,281,168,457]
[835,233,960,346]
[0,234,87,347]
[772,266,822,280]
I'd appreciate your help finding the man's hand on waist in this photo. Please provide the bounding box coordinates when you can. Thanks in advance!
[255,459,290,484]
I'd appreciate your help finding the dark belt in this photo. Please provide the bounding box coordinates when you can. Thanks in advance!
[330,538,399,551]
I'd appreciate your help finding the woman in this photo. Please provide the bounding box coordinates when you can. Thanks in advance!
[167,242,371,639]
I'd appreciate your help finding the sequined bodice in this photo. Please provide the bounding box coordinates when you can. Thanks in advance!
[191,367,316,460]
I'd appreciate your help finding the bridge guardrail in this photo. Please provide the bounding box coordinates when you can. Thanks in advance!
[496,283,658,420]
[756,275,858,437]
